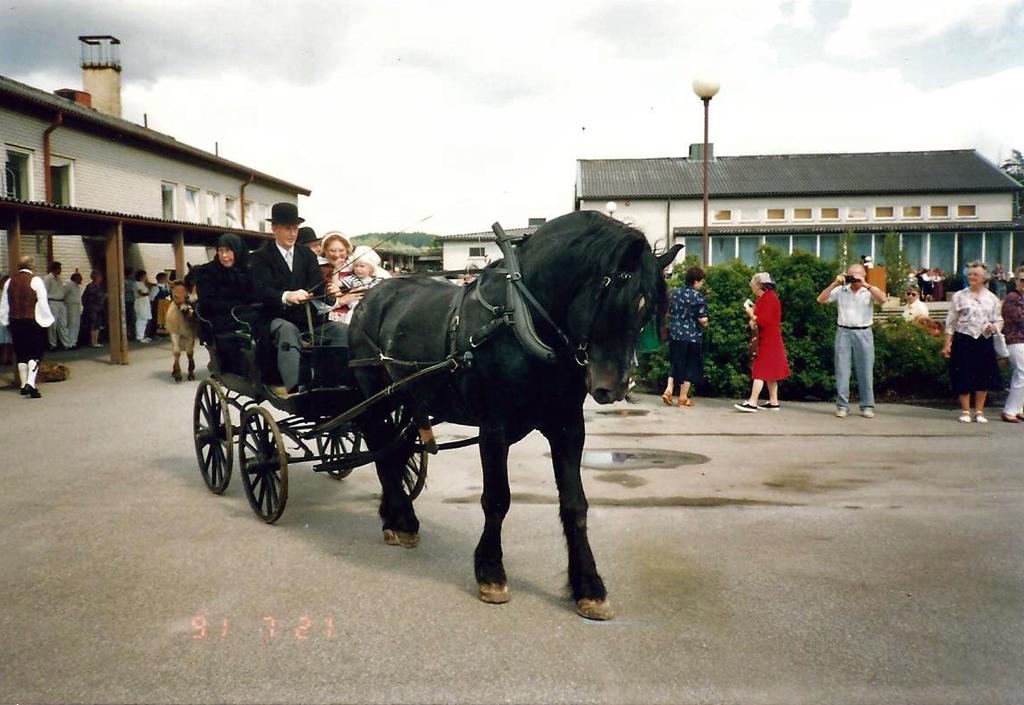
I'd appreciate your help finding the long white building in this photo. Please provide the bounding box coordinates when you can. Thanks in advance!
[576,146,1023,272]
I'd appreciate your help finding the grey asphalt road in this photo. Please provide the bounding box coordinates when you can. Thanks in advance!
[1,342,1022,705]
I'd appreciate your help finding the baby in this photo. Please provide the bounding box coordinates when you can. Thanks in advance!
[338,245,384,324]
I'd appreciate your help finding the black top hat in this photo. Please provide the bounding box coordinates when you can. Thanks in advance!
[297,226,318,245]
[268,202,304,225]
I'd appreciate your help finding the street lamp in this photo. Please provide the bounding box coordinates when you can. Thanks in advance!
[692,77,720,265]
[606,201,618,219]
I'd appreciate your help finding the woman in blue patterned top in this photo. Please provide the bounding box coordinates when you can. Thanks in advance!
[662,266,709,407]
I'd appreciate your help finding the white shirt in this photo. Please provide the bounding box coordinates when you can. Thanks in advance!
[0,269,56,327]
[43,273,64,300]
[276,243,295,271]
[828,285,875,328]
[945,287,1003,339]
[901,300,930,322]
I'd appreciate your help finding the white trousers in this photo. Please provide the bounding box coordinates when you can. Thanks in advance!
[66,304,82,347]
[47,300,71,348]
[1003,343,1024,417]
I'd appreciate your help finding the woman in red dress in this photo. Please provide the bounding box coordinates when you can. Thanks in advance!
[735,272,790,412]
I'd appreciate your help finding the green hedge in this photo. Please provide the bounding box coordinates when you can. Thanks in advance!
[638,246,953,400]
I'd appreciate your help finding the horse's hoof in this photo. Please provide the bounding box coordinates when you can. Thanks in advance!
[576,598,614,621]
[187,374,195,381]
[382,529,419,549]
[478,583,510,604]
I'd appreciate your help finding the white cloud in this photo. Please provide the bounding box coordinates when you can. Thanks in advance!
[827,0,1024,58]
[8,0,1021,236]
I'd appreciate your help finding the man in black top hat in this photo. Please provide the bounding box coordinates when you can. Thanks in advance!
[297,226,321,256]
[249,202,347,393]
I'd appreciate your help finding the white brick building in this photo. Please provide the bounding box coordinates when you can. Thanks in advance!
[576,147,1024,273]
[1,37,310,362]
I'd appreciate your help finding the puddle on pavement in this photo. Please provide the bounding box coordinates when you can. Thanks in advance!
[575,448,709,470]
[594,472,650,488]
[593,409,650,417]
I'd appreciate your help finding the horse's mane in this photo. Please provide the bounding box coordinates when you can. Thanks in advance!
[520,211,659,293]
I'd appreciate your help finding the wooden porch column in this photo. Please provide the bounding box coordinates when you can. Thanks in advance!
[7,212,22,270]
[173,230,185,280]
[104,221,128,364]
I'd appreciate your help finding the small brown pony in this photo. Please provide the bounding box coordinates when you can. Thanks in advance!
[164,281,198,382]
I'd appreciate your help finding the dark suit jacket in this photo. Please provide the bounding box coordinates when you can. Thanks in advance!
[250,241,328,327]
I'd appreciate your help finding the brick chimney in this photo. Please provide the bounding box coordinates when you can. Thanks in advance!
[78,35,122,118]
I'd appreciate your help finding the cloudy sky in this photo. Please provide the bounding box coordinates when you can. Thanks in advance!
[3,0,1023,235]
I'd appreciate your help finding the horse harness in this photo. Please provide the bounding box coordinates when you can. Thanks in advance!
[314,224,634,435]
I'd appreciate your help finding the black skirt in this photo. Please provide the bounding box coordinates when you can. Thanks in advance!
[949,332,1003,394]
[669,340,703,383]
[8,318,47,362]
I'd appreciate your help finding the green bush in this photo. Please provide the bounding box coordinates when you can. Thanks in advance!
[638,248,957,401]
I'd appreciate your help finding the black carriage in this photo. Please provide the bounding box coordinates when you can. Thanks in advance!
[191,306,427,524]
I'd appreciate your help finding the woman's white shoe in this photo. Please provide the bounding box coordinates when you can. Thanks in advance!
[958,412,972,423]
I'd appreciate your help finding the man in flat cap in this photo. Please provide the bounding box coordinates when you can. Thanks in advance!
[250,202,346,394]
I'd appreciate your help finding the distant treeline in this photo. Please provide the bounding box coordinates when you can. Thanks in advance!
[350,232,438,253]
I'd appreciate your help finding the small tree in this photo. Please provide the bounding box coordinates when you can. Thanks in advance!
[881,231,910,298]
[1000,149,1024,186]
[837,229,857,272]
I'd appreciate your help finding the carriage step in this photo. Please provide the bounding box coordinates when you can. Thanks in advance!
[311,449,378,473]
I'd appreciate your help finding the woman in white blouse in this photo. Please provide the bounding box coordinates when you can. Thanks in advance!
[943,262,1004,423]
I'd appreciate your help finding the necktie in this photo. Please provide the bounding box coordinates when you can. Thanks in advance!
[284,249,293,271]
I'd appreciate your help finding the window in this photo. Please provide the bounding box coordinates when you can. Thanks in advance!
[957,232,982,270]
[225,196,239,227]
[712,236,735,264]
[243,200,256,229]
[875,206,894,218]
[205,191,221,225]
[820,207,839,220]
[847,207,867,220]
[4,148,32,200]
[765,235,790,254]
[957,204,976,217]
[929,205,949,218]
[902,233,925,268]
[49,157,72,205]
[468,246,487,258]
[930,232,955,273]
[738,236,761,265]
[819,235,839,261]
[184,187,200,222]
[766,208,785,221]
[903,206,921,218]
[793,235,816,253]
[713,209,732,222]
[257,203,269,233]
[793,208,812,220]
[161,182,176,219]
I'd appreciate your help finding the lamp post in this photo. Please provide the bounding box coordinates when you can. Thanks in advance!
[692,77,720,265]
[606,201,618,219]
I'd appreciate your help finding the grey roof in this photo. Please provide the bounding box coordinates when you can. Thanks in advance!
[0,74,311,196]
[577,150,1022,200]
[437,226,536,242]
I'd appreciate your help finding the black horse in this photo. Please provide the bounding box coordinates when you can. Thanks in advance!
[349,210,680,620]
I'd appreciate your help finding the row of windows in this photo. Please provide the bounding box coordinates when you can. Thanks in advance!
[681,230,1024,273]
[161,182,268,232]
[4,144,266,231]
[712,204,978,224]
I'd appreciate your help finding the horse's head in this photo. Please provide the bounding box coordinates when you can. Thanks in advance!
[171,281,194,316]
[523,212,681,404]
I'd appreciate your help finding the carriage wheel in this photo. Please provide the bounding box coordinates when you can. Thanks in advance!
[402,447,428,500]
[238,407,289,524]
[388,405,428,500]
[193,379,233,494]
[316,428,363,480]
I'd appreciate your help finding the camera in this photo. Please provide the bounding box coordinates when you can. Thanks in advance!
[844,274,857,284]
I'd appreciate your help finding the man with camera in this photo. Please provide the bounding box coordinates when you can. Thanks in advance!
[817,264,887,418]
